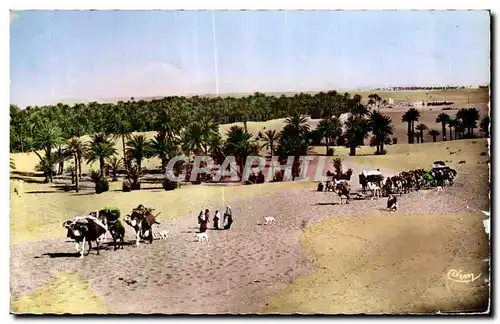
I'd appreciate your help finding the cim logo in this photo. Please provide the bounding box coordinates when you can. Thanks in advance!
[445,260,490,293]
[447,269,482,284]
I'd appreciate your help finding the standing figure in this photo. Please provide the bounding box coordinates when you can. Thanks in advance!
[200,209,210,233]
[223,206,233,230]
[197,210,204,232]
[213,210,220,230]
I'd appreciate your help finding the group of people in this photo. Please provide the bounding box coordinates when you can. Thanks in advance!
[197,206,233,233]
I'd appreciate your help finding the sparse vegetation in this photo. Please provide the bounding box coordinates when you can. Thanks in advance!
[162,178,179,191]
[90,170,109,194]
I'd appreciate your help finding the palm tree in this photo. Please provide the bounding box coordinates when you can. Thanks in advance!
[401,108,420,144]
[276,121,311,179]
[87,133,117,176]
[153,101,183,141]
[415,123,428,143]
[66,138,88,192]
[112,118,132,170]
[224,126,259,176]
[451,117,464,140]
[348,99,369,116]
[343,115,370,156]
[32,123,65,182]
[181,122,205,159]
[236,99,250,133]
[284,112,311,135]
[106,156,123,181]
[150,133,180,172]
[480,116,490,138]
[208,132,225,164]
[428,129,440,142]
[436,113,450,141]
[457,108,480,137]
[447,119,457,140]
[55,146,72,175]
[126,134,150,172]
[35,155,56,183]
[200,118,220,155]
[317,117,342,155]
[66,165,76,184]
[368,93,382,111]
[368,111,394,154]
[259,130,280,156]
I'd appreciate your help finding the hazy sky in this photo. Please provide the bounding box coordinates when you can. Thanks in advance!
[10,10,490,107]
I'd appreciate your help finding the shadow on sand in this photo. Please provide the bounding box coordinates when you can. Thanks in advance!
[38,252,81,258]
[25,190,69,194]
[69,192,96,196]
[313,202,340,206]
[36,241,137,259]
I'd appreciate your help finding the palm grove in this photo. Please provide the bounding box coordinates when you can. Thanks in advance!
[10,91,488,193]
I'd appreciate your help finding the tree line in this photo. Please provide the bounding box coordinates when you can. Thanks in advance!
[10,90,489,192]
[10,91,358,153]
[9,91,400,189]
[401,107,488,144]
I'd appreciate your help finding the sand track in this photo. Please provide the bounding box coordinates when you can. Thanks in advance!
[10,162,489,313]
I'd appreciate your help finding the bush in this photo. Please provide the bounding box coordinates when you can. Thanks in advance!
[384,138,392,145]
[257,171,265,184]
[90,170,109,194]
[131,181,141,190]
[392,137,398,145]
[96,177,109,194]
[246,173,257,185]
[374,149,388,155]
[332,157,343,176]
[185,162,202,184]
[162,178,179,191]
[273,170,284,182]
[126,164,142,190]
[122,179,132,192]
[245,172,266,185]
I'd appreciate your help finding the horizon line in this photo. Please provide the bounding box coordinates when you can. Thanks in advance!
[11,83,489,108]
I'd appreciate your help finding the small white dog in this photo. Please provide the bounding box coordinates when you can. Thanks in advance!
[196,232,209,242]
[264,216,276,225]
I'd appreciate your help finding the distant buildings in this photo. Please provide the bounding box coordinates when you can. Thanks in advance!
[372,85,482,91]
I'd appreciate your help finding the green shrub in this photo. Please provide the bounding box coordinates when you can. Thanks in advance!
[273,170,284,182]
[90,170,109,194]
[131,182,141,190]
[162,178,179,191]
[332,157,343,176]
[122,179,131,192]
[96,176,109,194]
